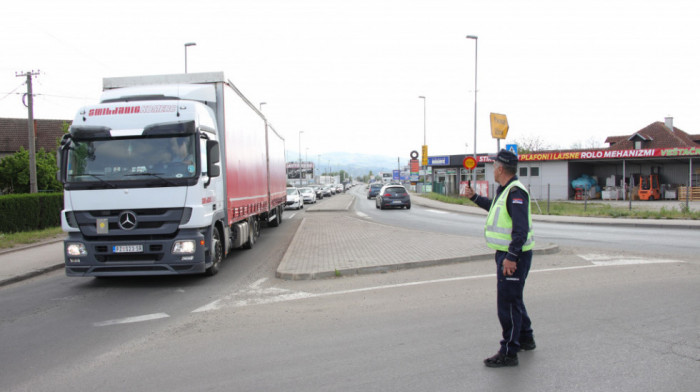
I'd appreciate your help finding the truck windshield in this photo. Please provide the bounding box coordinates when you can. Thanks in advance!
[65,135,197,184]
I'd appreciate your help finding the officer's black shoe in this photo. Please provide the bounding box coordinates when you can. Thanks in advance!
[484,352,518,368]
[520,338,536,351]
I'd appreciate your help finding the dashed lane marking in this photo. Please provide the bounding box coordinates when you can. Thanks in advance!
[94,313,170,327]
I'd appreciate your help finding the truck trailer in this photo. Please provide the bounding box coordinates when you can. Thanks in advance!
[56,72,287,277]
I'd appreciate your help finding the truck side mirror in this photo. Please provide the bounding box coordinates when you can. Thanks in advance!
[206,140,220,178]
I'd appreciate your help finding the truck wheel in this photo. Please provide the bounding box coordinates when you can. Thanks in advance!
[268,206,282,227]
[205,227,223,276]
[243,217,259,249]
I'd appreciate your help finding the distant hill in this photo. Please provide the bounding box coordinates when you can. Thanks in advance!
[289,151,404,178]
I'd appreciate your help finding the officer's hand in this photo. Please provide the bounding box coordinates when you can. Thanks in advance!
[503,259,517,276]
[464,185,475,198]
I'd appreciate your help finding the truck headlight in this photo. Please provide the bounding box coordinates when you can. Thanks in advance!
[66,243,87,257]
[172,240,196,255]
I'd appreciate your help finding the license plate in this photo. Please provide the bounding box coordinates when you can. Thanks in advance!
[392,200,403,204]
[112,245,143,253]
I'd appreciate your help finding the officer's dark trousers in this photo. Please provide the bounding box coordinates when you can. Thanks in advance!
[495,250,533,356]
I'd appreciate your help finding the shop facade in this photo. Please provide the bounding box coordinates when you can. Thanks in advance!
[427,119,700,201]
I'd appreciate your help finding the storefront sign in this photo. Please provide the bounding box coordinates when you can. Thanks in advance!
[516,147,700,162]
[428,156,450,166]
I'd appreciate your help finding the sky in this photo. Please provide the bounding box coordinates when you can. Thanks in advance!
[1,0,699,163]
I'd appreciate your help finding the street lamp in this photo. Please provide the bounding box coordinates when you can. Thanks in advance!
[298,131,304,186]
[418,96,427,191]
[466,35,478,184]
[184,42,196,73]
[259,102,266,111]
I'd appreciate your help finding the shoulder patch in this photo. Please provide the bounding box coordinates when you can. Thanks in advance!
[512,198,524,204]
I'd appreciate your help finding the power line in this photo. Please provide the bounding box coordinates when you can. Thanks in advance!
[0,82,26,102]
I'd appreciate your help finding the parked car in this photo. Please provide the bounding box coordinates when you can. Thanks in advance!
[286,187,303,210]
[309,185,324,200]
[367,182,384,199]
[335,184,344,193]
[299,187,317,204]
[375,184,411,209]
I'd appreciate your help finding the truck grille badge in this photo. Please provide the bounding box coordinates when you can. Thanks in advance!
[118,211,137,230]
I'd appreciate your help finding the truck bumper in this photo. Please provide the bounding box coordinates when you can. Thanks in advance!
[63,229,208,276]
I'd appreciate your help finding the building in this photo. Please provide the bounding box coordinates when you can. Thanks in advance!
[0,118,70,159]
[428,118,700,200]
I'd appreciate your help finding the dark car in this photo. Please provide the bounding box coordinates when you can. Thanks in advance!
[310,185,324,200]
[375,185,411,209]
[367,183,384,199]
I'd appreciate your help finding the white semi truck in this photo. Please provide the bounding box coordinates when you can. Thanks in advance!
[57,72,287,277]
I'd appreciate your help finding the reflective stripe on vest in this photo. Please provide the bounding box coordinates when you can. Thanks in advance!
[484,180,535,252]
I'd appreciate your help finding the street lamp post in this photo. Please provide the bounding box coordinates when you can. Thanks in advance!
[298,131,304,187]
[418,96,426,192]
[466,35,478,185]
[184,42,196,73]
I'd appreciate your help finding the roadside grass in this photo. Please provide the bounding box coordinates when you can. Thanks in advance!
[418,193,700,220]
[0,227,64,250]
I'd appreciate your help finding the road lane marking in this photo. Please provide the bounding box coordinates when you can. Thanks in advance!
[425,209,447,214]
[287,213,297,220]
[356,211,369,218]
[191,256,687,312]
[578,253,683,266]
[93,313,170,327]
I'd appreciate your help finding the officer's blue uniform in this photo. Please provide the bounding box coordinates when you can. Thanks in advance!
[471,176,534,356]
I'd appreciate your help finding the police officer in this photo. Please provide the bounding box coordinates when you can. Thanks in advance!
[464,149,536,368]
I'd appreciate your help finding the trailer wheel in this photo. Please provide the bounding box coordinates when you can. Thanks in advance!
[243,217,260,249]
[268,206,282,227]
[205,227,223,276]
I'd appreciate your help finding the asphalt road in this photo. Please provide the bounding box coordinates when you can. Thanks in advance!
[352,186,700,256]
[1,189,699,391]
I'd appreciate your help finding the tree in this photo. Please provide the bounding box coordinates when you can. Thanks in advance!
[511,135,553,154]
[0,147,62,194]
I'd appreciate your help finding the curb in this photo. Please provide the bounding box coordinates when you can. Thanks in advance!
[0,263,64,288]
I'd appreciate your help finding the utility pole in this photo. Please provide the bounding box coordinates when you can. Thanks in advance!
[16,70,40,193]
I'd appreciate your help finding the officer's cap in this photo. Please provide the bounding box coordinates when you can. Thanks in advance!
[494,149,518,165]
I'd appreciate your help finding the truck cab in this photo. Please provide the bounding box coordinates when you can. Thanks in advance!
[57,85,224,276]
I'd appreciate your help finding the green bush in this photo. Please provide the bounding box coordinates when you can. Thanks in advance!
[0,193,63,233]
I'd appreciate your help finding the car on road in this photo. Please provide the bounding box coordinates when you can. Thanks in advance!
[286,187,303,210]
[375,184,411,209]
[299,187,317,204]
[309,185,324,200]
[323,185,334,196]
[367,182,383,199]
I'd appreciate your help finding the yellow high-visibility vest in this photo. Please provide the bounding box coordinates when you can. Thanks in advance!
[484,180,535,252]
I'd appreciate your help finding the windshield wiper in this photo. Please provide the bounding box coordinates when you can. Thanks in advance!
[81,173,118,188]
[124,172,179,186]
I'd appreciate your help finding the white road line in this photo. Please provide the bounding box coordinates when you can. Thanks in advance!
[356,211,369,218]
[425,209,447,214]
[578,253,684,266]
[287,213,297,219]
[93,313,170,327]
[190,256,687,313]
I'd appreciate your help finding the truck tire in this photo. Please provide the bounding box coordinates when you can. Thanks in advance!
[205,227,223,276]
[268,206,282,227]
[243,217,260,249]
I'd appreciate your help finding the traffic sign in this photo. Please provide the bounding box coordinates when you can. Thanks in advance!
[505,144,518,156]
[463,156,477,170]
[490,113,509,139]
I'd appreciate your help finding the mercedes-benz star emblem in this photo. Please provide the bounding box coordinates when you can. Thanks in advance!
[118,211,137,230]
